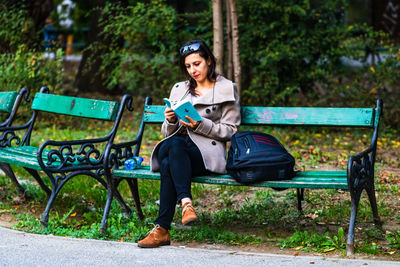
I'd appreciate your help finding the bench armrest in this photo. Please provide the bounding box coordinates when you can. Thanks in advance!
[0,119,36,148]
[37,137,110,172]
[104,139,140,172]
[347,144,376,193]
[0,130,23,148]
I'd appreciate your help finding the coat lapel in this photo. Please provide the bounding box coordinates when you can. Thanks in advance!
[193,76,236,106]
[170,76,236,106]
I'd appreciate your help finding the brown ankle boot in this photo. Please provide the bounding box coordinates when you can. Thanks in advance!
[137,225,170,248]
[182,202,197,225]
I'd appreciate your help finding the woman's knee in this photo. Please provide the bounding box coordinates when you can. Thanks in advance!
[167,137,187,156]
[160,157,170,174]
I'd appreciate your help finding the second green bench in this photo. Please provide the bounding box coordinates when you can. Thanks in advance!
[105,97,383,256]
[0,87,134,229]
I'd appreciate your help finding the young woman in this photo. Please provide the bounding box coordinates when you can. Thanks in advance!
[138,39,241,248]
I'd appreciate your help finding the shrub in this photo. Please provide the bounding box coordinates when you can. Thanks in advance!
[91,0,194,101]
[0,46,64,93]
[0,5,65,94]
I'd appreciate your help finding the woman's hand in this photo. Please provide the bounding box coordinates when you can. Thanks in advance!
[164,107,177,123]
[180,116,200,129]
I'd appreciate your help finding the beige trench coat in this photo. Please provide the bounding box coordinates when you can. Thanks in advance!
[150,75,241,174]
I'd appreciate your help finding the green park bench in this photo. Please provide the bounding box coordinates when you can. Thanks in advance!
[0,87,134,229]
[105,97,383,256]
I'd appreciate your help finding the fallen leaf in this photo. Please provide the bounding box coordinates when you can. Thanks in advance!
[323,247,335,252]
[305,213,319,220]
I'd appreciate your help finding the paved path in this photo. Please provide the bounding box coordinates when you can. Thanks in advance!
[0,226,399,267]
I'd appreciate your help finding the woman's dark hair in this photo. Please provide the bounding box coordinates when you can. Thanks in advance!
[179,39,217,95]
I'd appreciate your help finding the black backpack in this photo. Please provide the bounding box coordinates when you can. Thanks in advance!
[226,131,295,184]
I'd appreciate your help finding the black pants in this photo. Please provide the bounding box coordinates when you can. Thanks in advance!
[154,135,208,230]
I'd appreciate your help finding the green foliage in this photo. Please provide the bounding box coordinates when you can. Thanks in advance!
[171,225,263,245]
[0,4,30,52]
[238,0,350,105]
[386,231,400,250]
[279,230,330,252]
[0,4,65,94]
[91,0,194,99]
[326,227,346,249]
[0,46,65,93]
[279,227,346,253]
[236,0,400,128]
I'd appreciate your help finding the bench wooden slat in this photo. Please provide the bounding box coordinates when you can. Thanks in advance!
[0,91,18,113]
[0,148,42,170]
[0,146,97,170]
[241,107,374,126]
[144,105,166,123]
[31,93,120,121]
[143,105,375,127]
[112,166,348,189]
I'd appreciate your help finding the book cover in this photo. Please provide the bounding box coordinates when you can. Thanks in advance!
[163,98,202,123]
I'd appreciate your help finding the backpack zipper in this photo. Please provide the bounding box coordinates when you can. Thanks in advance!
[244,137,251,154]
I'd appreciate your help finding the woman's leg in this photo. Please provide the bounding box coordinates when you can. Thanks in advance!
[154,135,208,229]
[154,157,177,230]
[154,136,186,230]
[168,135,207,202]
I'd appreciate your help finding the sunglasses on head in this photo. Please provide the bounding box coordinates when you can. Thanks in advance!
[179,43,201,55]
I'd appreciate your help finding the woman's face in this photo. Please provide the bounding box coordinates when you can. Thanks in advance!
[184,53,210,84]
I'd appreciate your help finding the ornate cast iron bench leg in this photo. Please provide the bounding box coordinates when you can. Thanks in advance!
[127,179,144,220]
[100,180,115,233]
[346,188,362,256]
[24,168,51,196]
[0,162,29,198]
[296,188,304,213]
[365,180,382,228]
[100,178,134,233]
[346,151,380,256]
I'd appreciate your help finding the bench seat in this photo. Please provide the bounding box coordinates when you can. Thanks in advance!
[113,166,348,189]
[0,146,99,170]
[0,147,44,170]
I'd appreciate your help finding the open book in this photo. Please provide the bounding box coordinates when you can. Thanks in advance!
[163,98,202,123]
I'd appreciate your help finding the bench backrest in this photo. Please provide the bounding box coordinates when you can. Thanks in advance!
[143,105,378,128]
[0,91,18,113]
[31,93,120,121]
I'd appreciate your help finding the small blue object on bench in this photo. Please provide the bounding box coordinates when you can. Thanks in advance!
[105,97,383,256]
[0,87,134,230]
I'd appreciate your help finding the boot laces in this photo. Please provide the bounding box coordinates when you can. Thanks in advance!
[149,224,161,235]
[182,203,194,214]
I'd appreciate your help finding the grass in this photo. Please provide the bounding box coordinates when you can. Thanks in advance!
[0,111,399,259]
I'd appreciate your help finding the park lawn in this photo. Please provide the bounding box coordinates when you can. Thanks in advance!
[0,112,399,260]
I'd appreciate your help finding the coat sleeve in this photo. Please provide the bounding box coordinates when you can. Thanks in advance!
[160,84,181,137]
[161,117,180,137]
[193,84,241,141]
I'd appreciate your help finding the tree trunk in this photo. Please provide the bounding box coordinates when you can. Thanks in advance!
[225,0,233,80]
[228,0,241,93]
[212,0,224,74]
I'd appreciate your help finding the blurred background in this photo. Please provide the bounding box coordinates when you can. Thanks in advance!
[0,0,399,129]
